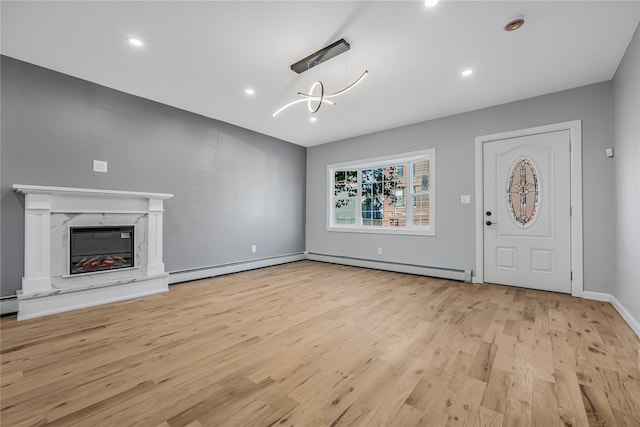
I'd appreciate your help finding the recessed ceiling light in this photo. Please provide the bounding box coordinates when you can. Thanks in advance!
[310,117,317,122]
[128,38,144,47]
[461,69,473,77]
[245,88,255,96]
[425,0,439,7]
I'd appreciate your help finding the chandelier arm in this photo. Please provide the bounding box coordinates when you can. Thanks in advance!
[272,70,366,118]
[297,92,336,106]
[272,99,308,117]
[324,70,368,99]
[307,81,324,113]
[271,98,335,118]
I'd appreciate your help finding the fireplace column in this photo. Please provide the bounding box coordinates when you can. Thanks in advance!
[146,198,166,276]
[22,192,53,294]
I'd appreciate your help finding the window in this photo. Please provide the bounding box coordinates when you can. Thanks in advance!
[328,149,435,235]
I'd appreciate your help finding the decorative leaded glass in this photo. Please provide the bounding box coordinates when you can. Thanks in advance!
[507,157,540,226]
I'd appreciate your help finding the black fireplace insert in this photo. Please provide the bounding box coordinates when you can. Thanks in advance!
[70,226,134,275]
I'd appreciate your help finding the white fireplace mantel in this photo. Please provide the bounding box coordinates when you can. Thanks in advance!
[13,184,173,320]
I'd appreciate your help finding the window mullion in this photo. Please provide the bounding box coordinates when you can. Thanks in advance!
[410,162,415,228]
[330,170,335,227]
[356,169,362,227]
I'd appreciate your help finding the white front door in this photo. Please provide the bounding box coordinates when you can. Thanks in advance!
[483,130,571,293]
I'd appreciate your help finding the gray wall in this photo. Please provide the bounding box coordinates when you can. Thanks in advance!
[307,82,615,293]
[1,56,306,298]
[613,24,640,323]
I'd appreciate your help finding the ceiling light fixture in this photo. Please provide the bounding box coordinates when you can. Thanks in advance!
[245,88,255,95]
[425,0,440,8]
[461,69,473,77]
[128,38,144,47]
[272,38,368,118]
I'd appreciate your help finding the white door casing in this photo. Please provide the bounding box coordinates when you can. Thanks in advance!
[474,120,583,296]
[483,130,571,292]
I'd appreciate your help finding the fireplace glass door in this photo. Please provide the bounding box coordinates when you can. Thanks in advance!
[70,226,134,274]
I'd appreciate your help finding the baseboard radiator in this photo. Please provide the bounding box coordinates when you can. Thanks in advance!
[168,253,306,285]
[0,253,306,316]
[306,252,473,283]
[0,296,19,316]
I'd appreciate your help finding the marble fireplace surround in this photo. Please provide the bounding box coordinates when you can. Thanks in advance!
[13,185,173,320]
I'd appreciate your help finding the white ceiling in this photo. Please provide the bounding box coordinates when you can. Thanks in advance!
[2,1,639,147]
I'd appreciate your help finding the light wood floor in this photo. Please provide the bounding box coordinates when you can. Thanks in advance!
[1,261,639,427]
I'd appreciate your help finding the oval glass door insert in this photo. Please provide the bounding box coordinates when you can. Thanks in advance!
[507,157,540,226]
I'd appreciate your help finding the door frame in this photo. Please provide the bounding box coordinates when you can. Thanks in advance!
[474,120,583,296]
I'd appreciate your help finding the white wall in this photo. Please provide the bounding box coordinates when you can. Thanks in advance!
[307,82,615,294]
[613,24,640,330]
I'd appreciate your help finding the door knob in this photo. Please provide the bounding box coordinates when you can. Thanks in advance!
[486,220,495,226]
[486,211,492,216]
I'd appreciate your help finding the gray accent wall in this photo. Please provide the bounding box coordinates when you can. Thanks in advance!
[307,82,615,294]
[1,56,306,298]
[613,24,640,323]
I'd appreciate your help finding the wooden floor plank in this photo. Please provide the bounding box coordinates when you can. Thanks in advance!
[1,260,638,426]
[531,378,560,427]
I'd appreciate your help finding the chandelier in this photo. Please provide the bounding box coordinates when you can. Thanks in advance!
[272,38,368,118]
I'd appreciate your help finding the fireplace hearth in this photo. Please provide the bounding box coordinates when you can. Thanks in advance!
[70,226,135,275]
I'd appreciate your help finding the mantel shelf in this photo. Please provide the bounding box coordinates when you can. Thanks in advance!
[13,184,173,200]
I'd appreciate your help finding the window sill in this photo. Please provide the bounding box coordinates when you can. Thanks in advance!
[327,226,435,236]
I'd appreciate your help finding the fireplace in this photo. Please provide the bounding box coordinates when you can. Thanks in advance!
[70,226,134,275]
[13,184,173,320]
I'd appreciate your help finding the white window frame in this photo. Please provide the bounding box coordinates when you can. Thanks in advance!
[327,149,436,236]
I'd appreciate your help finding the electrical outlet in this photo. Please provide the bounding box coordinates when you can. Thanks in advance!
[377,247,383,255]
[460,194,471,204]
[251,245,257,253]
[93,160,108,173]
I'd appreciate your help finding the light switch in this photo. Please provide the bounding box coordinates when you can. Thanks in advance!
[605,148,614,158]
[93,160,108,173]
[460,195,471,204]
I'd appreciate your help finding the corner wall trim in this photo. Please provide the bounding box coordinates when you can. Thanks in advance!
[610,295,640,339]
[168,253,306,284]
[579,291,639,339]
[307,253,472,282]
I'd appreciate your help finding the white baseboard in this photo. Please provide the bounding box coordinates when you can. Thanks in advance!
[7,254,637,339]
[307,253,472,282]
[168,253,305,284]
[1,298,19,316]
[578,290,611,302]
[609,295,640,339]
[579,291,640,338]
